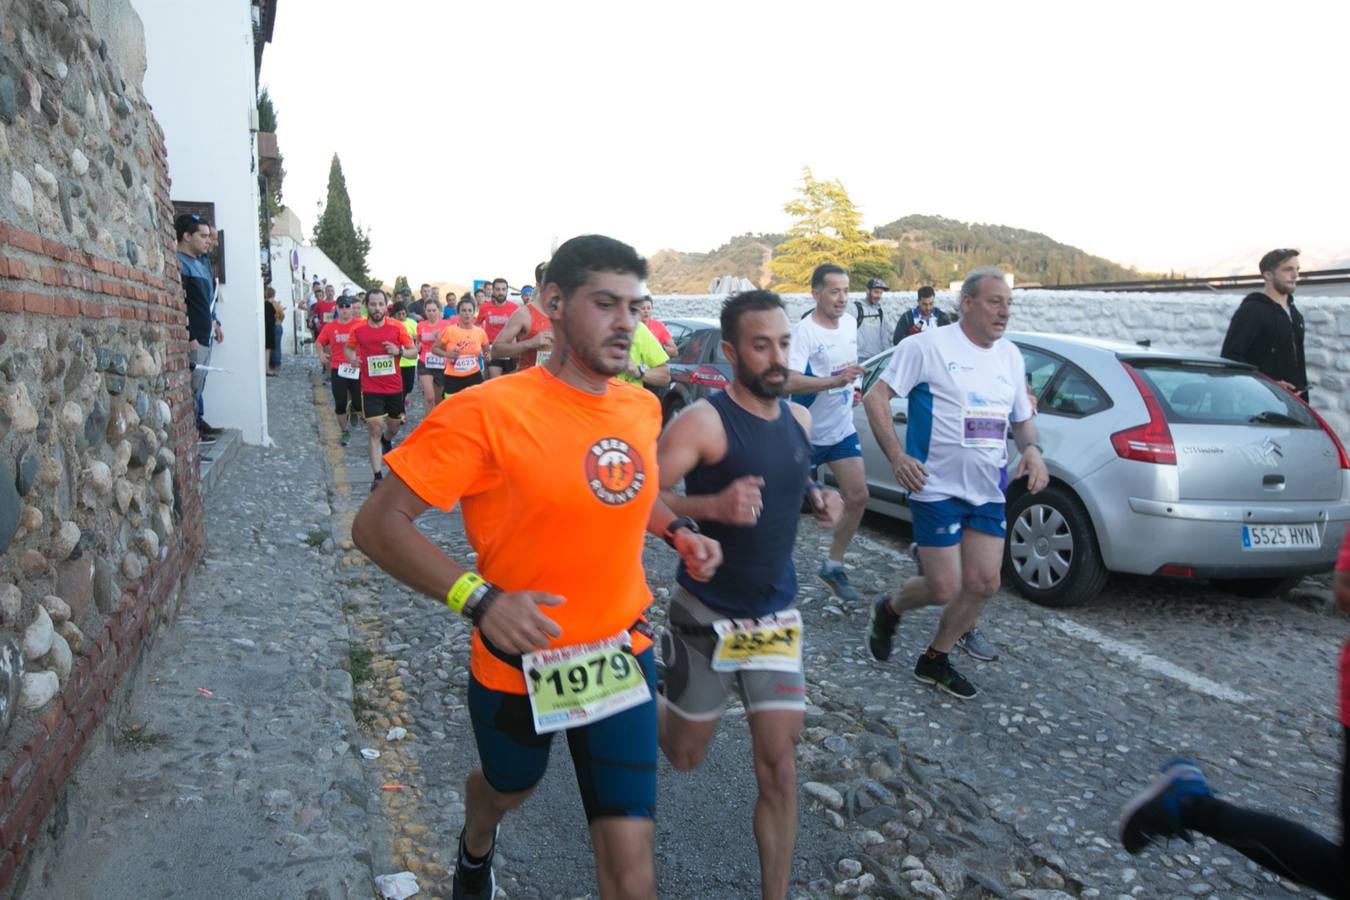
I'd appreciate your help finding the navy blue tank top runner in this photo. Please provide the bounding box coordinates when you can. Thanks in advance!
[677,391,812,618]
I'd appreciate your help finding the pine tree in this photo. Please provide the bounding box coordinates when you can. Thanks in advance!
[769,168,894,292]
[313,154,375,288]
[392,275,410,296]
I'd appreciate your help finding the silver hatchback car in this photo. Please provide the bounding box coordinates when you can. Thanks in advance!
[848,332,1350,607]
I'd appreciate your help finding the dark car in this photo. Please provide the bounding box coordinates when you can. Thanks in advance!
[661,318,726,423]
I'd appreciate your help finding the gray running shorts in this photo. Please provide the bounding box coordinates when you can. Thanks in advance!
[659,587,806,721]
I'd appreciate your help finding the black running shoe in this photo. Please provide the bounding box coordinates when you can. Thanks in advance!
[1119,758,1211,854]
[199,421,225,436]
[380,436,393,456]
[370,472,383,493]
[451,828,497,900]
[866,595,900,662]
[913,653,978,699]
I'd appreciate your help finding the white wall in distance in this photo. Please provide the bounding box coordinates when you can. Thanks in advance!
[133,0,268,444]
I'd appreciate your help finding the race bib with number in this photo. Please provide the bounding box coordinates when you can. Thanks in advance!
[323,312,335,323]
[453,355,478,373]
[711,609,803,673]
[535,350,551,366]
[961,406,1009,448]
[337,363,360,380]
[423,353,446,370]
[367,354,396,377]
[522,631,650,734]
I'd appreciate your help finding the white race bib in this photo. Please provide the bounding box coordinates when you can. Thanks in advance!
[423,353,446,370]
[711,609,804,673]
[367,355,396,377]
[961,406,1009,448]
[337,363,360,380]
[453,355,477,373]
[535,350,551,367]
[522,631,650,734]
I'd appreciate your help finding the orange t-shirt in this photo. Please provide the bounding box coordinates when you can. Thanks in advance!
[433,323,491,377]
[385,367,661,694]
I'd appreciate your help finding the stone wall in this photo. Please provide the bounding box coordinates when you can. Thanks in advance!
[0,0,203,890]
[651,289,1350,444]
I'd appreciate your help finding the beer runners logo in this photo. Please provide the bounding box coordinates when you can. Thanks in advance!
[585,437,645,505]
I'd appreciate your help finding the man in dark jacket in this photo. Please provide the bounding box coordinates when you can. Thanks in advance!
[1220,249,1307,401]
[893,285,954,343]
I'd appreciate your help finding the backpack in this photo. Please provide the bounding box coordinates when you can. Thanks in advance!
[801,301,874,322]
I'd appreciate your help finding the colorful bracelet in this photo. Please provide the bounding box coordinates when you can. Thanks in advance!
[446,571,490,616]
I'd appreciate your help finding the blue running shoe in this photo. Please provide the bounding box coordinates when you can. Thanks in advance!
[1119,757,1212,854]
[956,627,999,661]
[818,562,861,603]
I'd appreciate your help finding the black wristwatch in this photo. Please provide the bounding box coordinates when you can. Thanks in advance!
[662,516,700,548]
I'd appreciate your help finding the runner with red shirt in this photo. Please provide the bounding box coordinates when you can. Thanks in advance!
[315,296,366,445]
[416,300,451,410]
[1119,526,1350,897]
[344,289,416,491]
[476,277,520,379]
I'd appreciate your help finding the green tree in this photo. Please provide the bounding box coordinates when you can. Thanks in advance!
[313,154,376,288]
[392,275,410,295]
[256,87,285,246]
[768,168,894,291]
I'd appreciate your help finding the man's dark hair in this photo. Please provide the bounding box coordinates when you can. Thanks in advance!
[535,261,549,284]
[174,213,209,241]
[544,235,648,297]
[366,288,387,302]
[1259,248,1299,275]
[721,290,785,346]
[420,283,430,289]
[917,285,936,300]
[390,300,407,315]
[492,277,508,287]
[811,263,847,290]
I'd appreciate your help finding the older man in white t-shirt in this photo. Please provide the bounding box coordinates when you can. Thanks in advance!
[861,267,1048,700]
[787,264,869,603]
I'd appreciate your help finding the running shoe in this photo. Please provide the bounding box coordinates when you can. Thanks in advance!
[370,472,383,493]
[866,595,900,662]
[339,430,350,447]
[348,410,359,429]
[817,562,861,603]
[380,436,393,456]
[1119,758,1211,854]
[451,827,498,900]
[913,653,978,699]
[909,541,923,574]
[956,627,999,661]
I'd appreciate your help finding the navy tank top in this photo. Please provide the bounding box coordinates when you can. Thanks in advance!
[677,391,812,617]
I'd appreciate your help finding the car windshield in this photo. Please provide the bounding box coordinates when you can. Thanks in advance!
[1132,363,1317,428]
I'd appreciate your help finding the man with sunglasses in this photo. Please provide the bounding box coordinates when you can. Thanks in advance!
[345,290,417,491]
[316,296,367,444]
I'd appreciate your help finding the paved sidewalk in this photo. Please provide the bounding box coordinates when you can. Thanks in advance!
[28,362,381,900]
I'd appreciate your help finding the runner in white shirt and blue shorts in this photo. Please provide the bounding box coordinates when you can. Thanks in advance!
[860,267,1048,700]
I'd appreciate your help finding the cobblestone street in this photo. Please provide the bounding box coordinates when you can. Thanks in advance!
[33,359,1347,899]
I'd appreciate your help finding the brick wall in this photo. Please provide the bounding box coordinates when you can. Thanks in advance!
[0,1,204,892]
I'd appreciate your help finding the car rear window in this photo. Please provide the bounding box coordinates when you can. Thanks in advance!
[1132,363,1317,428]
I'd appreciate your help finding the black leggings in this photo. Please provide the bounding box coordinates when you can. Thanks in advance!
[331,375,361,415]
[1181,726,1349,898]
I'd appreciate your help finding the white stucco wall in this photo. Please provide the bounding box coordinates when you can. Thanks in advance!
[650,290,1350,444]
[132,0,268,444]
[267,236,363,356]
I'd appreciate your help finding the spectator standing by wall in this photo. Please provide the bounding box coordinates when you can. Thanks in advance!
[855,277,892,361]
[893,286,953,343]
[263,286,278,377]
[1221,248,1308,401]
[175,213,224,441]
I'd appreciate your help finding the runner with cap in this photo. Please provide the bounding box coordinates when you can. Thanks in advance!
[352,234,723,900]
[344,289,417,491]
[316,293,366,444]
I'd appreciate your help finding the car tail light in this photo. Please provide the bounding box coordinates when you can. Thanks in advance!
[1110,364,1176,465]
[1263,375,1350,470]
[1155,564,1195,578]
[690,366,728,389]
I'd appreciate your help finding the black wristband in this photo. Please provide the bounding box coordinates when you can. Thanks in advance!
[663,515,700,548]
[468,585,501,626]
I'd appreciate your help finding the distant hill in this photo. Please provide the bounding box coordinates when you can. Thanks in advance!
[647,217,1156,293]
[648,234,785,294]
[874,215,1153,287]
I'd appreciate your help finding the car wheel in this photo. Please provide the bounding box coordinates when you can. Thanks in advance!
[1209,576,1302,599]
[1004,485,1108,608]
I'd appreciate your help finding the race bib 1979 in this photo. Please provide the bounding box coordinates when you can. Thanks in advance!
[367,354,396,377]
[711,609,803,673]
[523,631,650,734]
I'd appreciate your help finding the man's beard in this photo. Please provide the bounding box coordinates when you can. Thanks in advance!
[368,312,385,325]
[738,365,789,400]
[564,329,629,377]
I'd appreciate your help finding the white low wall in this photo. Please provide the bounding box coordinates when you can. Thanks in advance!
[650,290,1350,445]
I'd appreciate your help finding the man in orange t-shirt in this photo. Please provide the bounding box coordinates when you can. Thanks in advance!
[314,297,366,444]
[353,235,721,900]
[434,297,492,398]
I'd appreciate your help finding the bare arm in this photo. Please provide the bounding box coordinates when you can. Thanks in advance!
[1009,417,1049,492]
[790,402,844,528]
[641,363,670,389]
[491,307,542,358]
[785,369,848,394]
[657,403,763,526]
[863,379,929,493]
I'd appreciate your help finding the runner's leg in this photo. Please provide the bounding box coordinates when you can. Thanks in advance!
[748,709,803,900]
[590,820,656,900]
[462,769,534,855]
[890,544,962,613]
[364,409,384,476]
[658,706,720,769]
[932,529,1003,652]
[419,373,437,410]
[824,455,867,565]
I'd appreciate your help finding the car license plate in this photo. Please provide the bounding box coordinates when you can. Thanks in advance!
[1241,524,1319,551]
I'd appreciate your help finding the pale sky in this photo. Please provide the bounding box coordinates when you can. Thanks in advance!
[261,0,1350,286]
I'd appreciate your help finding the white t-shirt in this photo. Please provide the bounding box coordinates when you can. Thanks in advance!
[790,313,859,447]
[879,324,1033,505]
